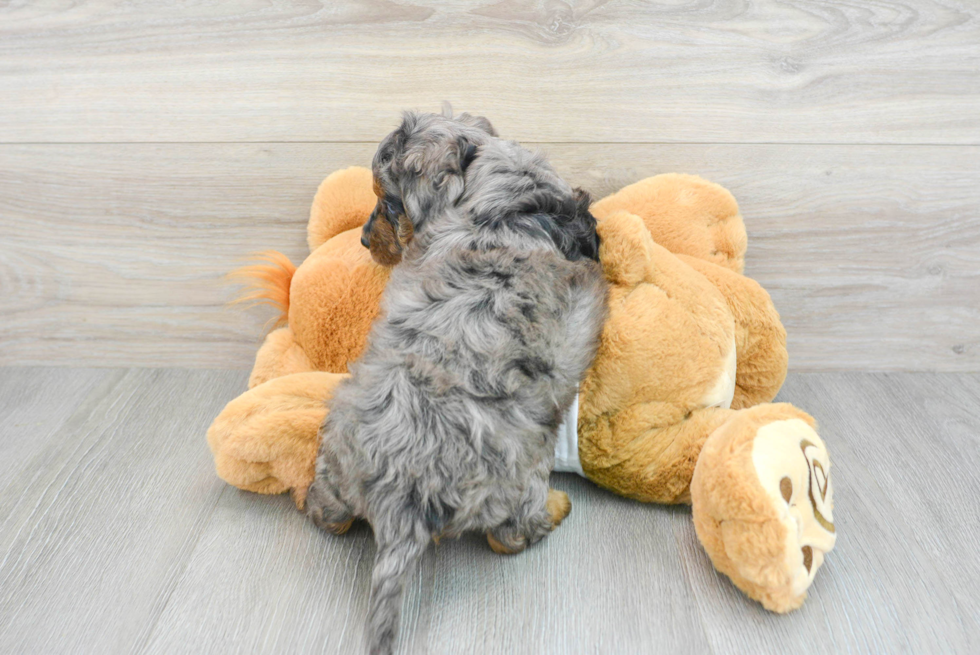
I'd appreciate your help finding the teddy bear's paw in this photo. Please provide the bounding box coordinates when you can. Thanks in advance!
[749,418,836,605]
[546,489,572,528]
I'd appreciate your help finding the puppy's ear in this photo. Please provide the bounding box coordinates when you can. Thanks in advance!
[571,188,601,262]
[528,188,600,263]
[367,213,404,267]
[430,137,479,199]
[399,110,421,135]
[456,112,498,137]
[460,140,479,172]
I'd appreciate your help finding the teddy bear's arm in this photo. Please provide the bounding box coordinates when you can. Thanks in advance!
[207,372,346,509]
[678,255,788,409]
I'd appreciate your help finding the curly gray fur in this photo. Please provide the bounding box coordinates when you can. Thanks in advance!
[307,111,609,655]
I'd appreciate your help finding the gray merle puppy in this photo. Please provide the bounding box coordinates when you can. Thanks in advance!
[306,110,608,655]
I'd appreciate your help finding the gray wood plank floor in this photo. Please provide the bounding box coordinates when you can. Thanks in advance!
[1,368,977,654]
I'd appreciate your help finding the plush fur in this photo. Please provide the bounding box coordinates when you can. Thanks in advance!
[306,112,608,655]
[208,166,839,624]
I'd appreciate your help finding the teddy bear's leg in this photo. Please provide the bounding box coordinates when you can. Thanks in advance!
[487,484,571,555]
[582,406,735,504]
[690,403,836,613]
[207,371,347,509]
[590,174,748,273]
[307,166,376,252]
[248,326,316,388]
[678,256,788,409]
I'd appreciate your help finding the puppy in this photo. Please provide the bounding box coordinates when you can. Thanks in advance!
[306,111,608,655]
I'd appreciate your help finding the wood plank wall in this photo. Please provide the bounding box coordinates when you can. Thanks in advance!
[1,1,978,370]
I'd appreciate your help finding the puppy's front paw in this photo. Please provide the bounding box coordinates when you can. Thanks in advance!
[546,489,571,528]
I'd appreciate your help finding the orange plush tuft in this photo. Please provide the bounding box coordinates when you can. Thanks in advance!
[228,251,297,329]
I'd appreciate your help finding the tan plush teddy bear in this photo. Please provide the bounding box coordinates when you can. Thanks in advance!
[208,167,836,613]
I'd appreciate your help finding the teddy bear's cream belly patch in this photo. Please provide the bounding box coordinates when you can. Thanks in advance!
[700,336,737,410]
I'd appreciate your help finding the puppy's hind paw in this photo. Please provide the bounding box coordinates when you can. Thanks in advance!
[322,518,354,535]
[306,480,354,535]
[546,489,571,528]
[487,529,527,555]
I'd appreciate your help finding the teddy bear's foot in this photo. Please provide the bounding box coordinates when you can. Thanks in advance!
[691,405,836,613]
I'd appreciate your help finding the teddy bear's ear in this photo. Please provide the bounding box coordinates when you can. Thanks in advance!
[308,167,378,252]
[595,210,656,287]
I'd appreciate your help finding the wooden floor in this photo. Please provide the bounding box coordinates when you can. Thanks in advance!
[0,367,977,654]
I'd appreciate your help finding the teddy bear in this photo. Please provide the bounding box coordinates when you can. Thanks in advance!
[208,166,837,613]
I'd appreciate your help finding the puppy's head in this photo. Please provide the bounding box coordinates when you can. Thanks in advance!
[361,110,496,266]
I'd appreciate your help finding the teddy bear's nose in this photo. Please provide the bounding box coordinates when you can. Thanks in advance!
[360,231,370,248]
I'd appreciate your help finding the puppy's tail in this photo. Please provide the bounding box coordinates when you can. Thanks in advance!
[367,521,429,655]
[227,251,296,329]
